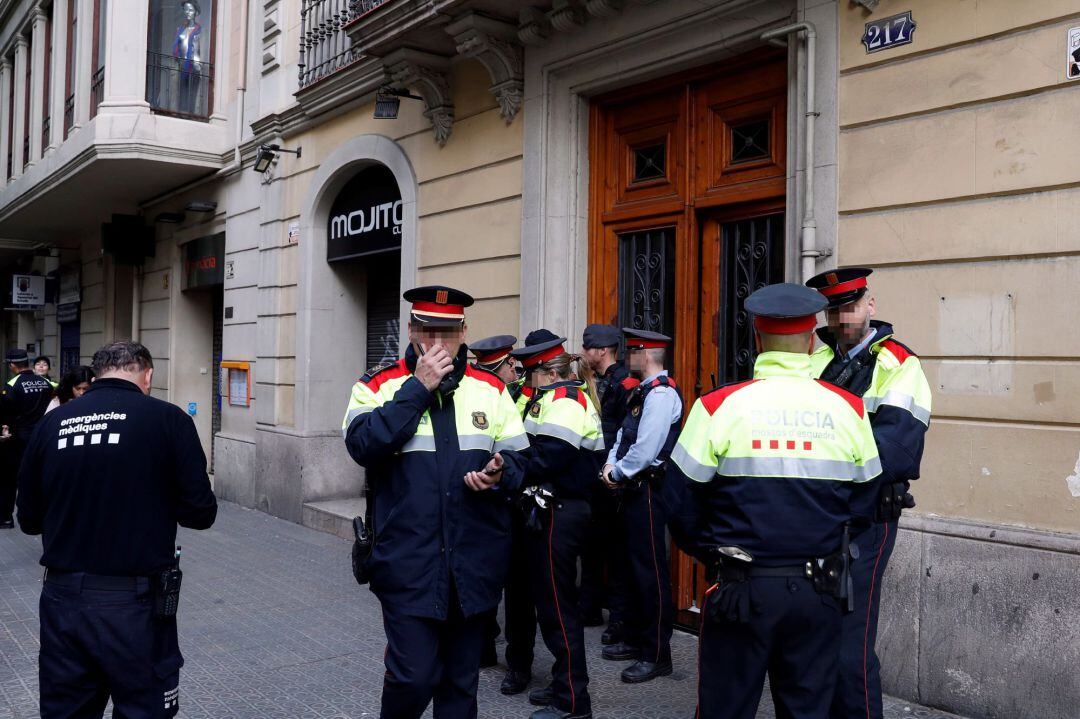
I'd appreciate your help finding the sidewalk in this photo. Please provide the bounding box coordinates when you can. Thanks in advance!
[0,502,964,718]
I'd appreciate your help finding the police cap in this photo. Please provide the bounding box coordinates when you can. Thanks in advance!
[524,328,560,346]
[745,282,827,335]
[403,285,474,326]
[622,328,671,351]
[582,324,621,349]
[469,335,517,368]
[5,348,29,363]
[510,334,566,369]
[805,267,873,309]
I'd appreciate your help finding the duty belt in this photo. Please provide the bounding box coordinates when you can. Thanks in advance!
[44,569,150,592]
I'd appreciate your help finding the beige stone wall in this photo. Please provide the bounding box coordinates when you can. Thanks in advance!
[838,0,1080,532]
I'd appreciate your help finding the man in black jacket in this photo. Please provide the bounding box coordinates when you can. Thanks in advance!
[0,348,54,527]
[17,340,217,719]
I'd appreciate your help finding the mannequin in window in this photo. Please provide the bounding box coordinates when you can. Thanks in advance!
[173,0,202,115]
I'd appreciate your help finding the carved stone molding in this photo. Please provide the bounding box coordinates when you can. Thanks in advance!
[447,13,524,124]
[851,0,880,11]
[517,6,552,46]
[383,48,454,146]
[585,0,623,19]
[548,0,585,34]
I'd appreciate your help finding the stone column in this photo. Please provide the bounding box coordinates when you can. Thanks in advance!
[101,0,149,112]
[29,9,48,163]
[0,58,11,181]
[47,0,68,150]
[12,35,28,178]
[73,0,94,125]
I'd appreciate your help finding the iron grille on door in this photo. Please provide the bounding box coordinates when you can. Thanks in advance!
[719,214,785,383]
[617,227,676,342]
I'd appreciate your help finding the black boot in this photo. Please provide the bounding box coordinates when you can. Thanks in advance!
[620,659,673,683]
[600,620,624,645]
[528,684,554,706]
[501,669,531,696]
[601,641,641,661]
[529,706,592,719]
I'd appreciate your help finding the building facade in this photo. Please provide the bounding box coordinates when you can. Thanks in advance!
[0,1,1075,717]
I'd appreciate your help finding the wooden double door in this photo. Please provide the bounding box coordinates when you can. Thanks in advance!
[587,49,789,627]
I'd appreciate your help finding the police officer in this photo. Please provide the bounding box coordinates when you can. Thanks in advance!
[15,340,217,718]
[668,283,881,719]
[342,286,530,719]
[600,328,681,683]
[805,268,932,719]
[510,335,604,719]
[34,355,60,390]
[0,348,55,528]
[579,324,638,643]
[469,334,521,670]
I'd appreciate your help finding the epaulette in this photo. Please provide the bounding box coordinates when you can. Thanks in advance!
[465,364,506,390]
[700,379,759,415]
[878,339,917,363]
[620,377,640,391]
[815,380,867,418]
[647,376,677,389]
[359,359,409,392]
[553,385,588,410]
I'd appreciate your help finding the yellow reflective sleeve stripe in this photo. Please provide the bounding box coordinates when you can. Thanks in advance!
[342,381,379,437]
[6,376,16,387]
[865,351,932,426]
[671,399,722,483]
[850,412,881,482]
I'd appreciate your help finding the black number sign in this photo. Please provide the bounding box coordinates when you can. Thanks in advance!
[862,11,917,54]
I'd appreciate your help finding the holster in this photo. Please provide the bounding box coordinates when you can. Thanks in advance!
[351,516,374,585]
[809,524,855,612]
[876,480,916,523]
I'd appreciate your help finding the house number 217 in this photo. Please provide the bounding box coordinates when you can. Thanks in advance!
[862,11,917,54]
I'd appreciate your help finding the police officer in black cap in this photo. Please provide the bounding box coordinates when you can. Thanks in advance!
[16,340,217,718]
[600,328,682,683]
[667,283,881,719]
[498,329,558,698]
[579,324,638,642]
[469,334,521,669]
[343,285,530,719]
[806,268,932,719]
[0,348,54,528]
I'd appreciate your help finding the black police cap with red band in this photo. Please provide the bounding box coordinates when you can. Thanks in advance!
[805,267,873,309]
[468,335,517,368]
[622,328,672,350]
[510,335,567,369]
[403,285,474,326]
[745,282,827,335]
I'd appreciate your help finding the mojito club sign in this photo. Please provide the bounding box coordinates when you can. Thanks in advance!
[327,164,403,262]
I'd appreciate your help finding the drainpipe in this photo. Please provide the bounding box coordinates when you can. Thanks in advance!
[761,21,821,283]
[132,266,141,342]
[217,0,249,175]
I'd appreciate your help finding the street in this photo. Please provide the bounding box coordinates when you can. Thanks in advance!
[0,501,965,719]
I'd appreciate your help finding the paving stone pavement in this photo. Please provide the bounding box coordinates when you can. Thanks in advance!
[0,501,965,719]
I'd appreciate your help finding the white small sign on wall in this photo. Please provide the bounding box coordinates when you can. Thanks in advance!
[1068,27,1080,80]
[288,221,300,244]
[12,275,45,306]
[225,260,235,280]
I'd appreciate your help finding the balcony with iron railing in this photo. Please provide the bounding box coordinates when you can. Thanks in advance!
[90,66,104,116]
[42,116,50,150]
[297,0,391,89]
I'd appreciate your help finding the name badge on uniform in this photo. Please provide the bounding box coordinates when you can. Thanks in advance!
[472,411,489,430]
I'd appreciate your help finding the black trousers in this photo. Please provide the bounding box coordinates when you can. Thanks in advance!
[830,521,898,719]
[1,438,25,521]
[620,483,673,664]
[580,487,627,624]
[39,575,183,719]
[697,577,842,719]
[380,595,486,719]
[503,509,537,673]
[526,498,592,716]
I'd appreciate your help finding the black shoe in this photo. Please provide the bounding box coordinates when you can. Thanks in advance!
[480,643,498,668]
[528,684,554,706]
[0,518,13,529]
[601,642,641,661]
[621,659,673,683]
[501,669,531,695]
[529,707,592,719]
[600,621,624,645]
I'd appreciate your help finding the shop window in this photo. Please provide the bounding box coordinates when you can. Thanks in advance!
[146,0,214,119]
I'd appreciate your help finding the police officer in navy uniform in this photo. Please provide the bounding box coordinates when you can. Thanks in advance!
[0,348,55,528]
[343,286,530,719]
[469,334,520,670]
[806,268,932,719]
[16,341,217,718]
[510,334,604,719]
[667,284,881,719]
[600,328,682,683]
[579,324,638,643]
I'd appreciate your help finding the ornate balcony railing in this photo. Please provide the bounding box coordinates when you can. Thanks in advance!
[297,0,390,89]
[42,115,50,150]
[63,93,74,137]
[90,66,104,116]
